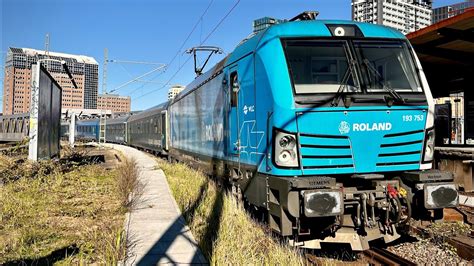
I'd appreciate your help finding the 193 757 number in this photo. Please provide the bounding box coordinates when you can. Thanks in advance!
[402,115,424,122]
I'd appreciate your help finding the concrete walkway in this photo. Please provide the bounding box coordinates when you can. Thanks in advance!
[107,144,207,265]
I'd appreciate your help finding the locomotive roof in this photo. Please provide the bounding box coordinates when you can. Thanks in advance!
[173,20,406,102]
[127,101,169,122]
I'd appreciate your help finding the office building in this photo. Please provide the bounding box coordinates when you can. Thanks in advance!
[352,0,432,34]
[432,0,474,23]
[97,94,131,113]
[2,47,98,115]
[168,85,185,101]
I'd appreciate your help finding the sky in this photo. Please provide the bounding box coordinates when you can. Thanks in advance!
[0,0,463,111]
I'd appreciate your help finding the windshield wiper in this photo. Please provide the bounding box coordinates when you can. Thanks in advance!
[331,59,357,107]
[362,59,405,105]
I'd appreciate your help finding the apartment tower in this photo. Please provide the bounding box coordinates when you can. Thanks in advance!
[352,0,432,34]
[168,85,185,101]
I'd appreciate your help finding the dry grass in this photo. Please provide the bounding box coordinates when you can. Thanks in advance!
[0,153,126,264]
[0,155,59,183]
[115,157,143,209]
[158,160,306,265]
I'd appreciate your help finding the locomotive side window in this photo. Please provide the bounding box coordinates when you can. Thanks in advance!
[230,72,239,107]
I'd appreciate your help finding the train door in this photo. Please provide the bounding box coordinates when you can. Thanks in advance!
[229,70,241,158]
[161,110,168,150]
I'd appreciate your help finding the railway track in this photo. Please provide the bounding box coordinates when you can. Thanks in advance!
[305,247,417,265]
[362,247,417,266]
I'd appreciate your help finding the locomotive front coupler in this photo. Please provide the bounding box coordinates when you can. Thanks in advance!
[343,176,421,231]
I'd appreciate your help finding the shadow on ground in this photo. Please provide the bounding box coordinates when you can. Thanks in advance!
[3,244,79,266]
[134,180,223,265]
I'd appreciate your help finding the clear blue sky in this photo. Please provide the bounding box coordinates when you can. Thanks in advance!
[0,0,462,111]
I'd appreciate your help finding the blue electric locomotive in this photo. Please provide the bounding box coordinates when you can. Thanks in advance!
[165,17,458,250]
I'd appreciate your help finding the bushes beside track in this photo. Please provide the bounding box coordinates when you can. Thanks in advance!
[158,160,305,265]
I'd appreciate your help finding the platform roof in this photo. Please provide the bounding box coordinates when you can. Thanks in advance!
[407,8,474,97]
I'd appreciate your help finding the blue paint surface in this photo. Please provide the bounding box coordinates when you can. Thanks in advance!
[169,20,429,178]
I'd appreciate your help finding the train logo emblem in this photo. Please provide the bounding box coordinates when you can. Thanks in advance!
[243,105,254,115]
[339,121,350,134]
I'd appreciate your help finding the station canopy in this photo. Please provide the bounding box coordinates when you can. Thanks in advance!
[407,8,474,98]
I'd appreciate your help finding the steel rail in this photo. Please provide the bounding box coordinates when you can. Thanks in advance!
[362,247,416,266]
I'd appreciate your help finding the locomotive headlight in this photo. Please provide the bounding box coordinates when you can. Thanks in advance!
[424,183,458,209]
[423,128,435,162]
[274,130,299,168]
[279,135,296,149]
[334,27,345,36]
[278,150,295,163]
[303,190,343,217]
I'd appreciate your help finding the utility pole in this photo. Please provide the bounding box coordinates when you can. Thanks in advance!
[45,33,50,56]
[99,48,108,146]
[44,33,50,70]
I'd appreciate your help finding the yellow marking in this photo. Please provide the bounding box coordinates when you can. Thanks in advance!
[399,187,407,198]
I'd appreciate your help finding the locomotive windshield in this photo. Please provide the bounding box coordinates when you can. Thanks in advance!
[285,40,360,94]
[284,39,423,96]
[354,41,422,93]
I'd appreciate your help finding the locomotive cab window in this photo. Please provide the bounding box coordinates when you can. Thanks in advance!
[353,41,422,93]
[230,72,239,107]
[284,40,359,94]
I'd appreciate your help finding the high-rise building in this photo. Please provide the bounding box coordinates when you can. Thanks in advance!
[432,0,474,23]
[2,47,98,115]
[168,85,185,101]
[97,94,131,113]
[352,0,432,34]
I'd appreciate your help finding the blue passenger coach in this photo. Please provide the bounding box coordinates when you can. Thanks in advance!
[165,17,459,250]
[75,119,99,142]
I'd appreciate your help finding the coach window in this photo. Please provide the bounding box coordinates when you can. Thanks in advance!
[230,72,239,107]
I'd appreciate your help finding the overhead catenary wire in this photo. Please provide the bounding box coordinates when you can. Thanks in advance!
[125,68,167,96]
[133,0,241,101]
[120,0,214,98]
[109,60,167,93]
[127,0,215,98]
[166,0,215,75]
[109,64,166,94]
